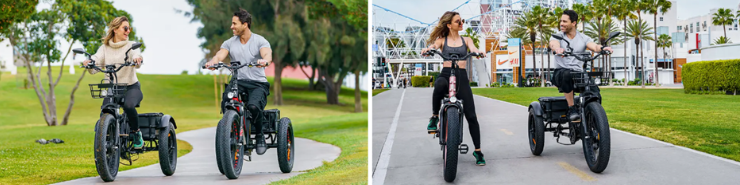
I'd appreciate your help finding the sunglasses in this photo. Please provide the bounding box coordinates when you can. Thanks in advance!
[454,19,465,25]
[123,26,129,32]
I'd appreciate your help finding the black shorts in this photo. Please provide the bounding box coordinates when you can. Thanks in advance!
[553,68,576,93]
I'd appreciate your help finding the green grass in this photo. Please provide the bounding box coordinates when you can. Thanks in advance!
[0,67,367,184]
[271,113,368,185]
[372,89,389,96]
[472,87,740,162]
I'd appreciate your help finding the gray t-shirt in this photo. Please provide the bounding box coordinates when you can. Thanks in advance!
[221,33,271,82]
[551,32,594,72]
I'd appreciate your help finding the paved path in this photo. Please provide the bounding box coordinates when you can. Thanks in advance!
[56,127,341,185]
[373,88,740,184]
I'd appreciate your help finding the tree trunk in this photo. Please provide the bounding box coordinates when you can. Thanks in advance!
[547,48,551,83]
[299,65,316,90]
[46,60,57,126]
[540,45,544,87]
[274,62,284,105]
[531,33,536,80]
[641,43,645,88]
[354,70,362,112]
[654,14,659,87]
[62,71,86,125]
[319,68,340,105]
[624,19,628,87]
[24,57,51,125]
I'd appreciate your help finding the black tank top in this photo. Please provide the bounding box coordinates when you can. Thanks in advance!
[442,36,467,58]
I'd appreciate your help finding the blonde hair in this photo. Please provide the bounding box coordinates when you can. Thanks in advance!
[426,11,459,44]
[102,16,129,46]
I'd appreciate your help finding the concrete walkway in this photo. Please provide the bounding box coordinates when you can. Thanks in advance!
[55,127,341,185]
[373,88,740,184]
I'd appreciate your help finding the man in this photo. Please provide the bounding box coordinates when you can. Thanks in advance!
[205,8,273,155]
[549,10,612,122]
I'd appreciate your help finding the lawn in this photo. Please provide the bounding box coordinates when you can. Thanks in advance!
[0,67,367,184]
[372,89,389,96]
[472,87,740,162]
[271,113,368,185]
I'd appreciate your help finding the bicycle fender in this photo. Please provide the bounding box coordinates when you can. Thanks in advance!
[529,101,543,117]
[160,114,177,129]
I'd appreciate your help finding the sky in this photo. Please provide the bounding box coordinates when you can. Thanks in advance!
[373,0,740,31]
[32,0,206,75]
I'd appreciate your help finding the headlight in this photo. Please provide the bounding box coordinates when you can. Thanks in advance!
[450,96,457,103]
[227,92,235,99]
[101,89,108,97]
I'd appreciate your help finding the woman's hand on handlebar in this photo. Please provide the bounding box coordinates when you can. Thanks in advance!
[83,60,93,66]
[421,47,433,56]
[132,57,143,66]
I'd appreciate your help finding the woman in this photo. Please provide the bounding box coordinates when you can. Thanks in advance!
[420,11,487,166]
[84,16,145,149]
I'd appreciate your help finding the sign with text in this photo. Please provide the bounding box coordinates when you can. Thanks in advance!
[503,38,521,68]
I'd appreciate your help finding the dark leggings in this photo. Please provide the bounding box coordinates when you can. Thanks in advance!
[432,68,481,149]
[221,80,270,134]
[103,82,143,132]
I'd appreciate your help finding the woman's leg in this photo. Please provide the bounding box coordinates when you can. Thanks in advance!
[123,83,143,132]
[455,70,481,150]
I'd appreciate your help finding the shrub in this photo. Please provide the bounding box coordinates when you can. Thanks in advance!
[470,82,478,87]
[411,76,433,87]
[683,59,740,94]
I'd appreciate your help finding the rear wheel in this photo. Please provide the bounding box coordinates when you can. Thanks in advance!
[158,122,177,176]
[443,107,460,182]
[582,102,611,173]
[216,110,244,179]
[528,108,545,155]
[277,117,295,173]
[94,114,120,182]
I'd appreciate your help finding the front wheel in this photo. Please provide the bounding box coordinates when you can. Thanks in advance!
[216,110,244,179]
[443,107,461,182]
[528,108,545,155]
[582,102,611,173]
[94,113,120,182]
[277,117,295,173]
[158,122,177,176]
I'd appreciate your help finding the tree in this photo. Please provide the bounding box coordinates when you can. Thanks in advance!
[614,0,637,86]
[0,0,38,41]
[515,9,538,81]
[625,20,653,88]
[268,0,308,106]
[712,8,735,39]
[531,5,554,87]
[646,0,671,86]
[656,34,672,70]
[572,3,593,32]
[713,36,731,45]
[8,0,142,126]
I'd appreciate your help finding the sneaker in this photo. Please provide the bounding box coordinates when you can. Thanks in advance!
[133,131,144,149]
[427,116,439,131]
[473,151,486,166]
[256,134,267,155]
[568,106,581,122]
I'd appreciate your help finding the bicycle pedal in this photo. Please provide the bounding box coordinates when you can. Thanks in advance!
[427,130,438,134]
[459,144,469,154]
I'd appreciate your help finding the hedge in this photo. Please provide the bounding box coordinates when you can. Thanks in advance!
[683,59,740,94]
[412,76,433,87]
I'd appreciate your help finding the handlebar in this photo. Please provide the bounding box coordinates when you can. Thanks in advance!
[82,61,140,74]
[422,49,481,62]
[202,61,263,70]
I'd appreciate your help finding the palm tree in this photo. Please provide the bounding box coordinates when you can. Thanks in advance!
[515,10,539,82]
[712,8,735,39]
[646,0,672,86]
[625,20,654,88]
[532,5,553,86]
[614,0,637,86]
[713,36,732,45]
[572,3,593,32]
[656,34,672,73]
[544,7,563,86]
[584,20,619,76]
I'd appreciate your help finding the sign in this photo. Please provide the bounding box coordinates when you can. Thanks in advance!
[503,38,521,68]
[415,64,422,76]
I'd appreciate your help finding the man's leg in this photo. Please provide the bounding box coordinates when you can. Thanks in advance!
[245,81,269,155]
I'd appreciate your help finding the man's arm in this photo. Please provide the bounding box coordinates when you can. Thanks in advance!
[586,42,603,52]
[258,47,272,67]
[206,48,229,67]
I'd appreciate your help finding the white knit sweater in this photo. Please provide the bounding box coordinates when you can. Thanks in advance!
[88,40,142,85]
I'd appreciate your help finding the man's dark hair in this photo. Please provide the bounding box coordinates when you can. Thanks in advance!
[563,10,579,24]
[234,8,252,29]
